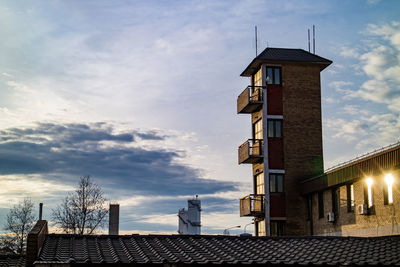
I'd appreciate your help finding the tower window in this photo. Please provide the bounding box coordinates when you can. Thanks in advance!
[347,184,354,212]
[253,119,263,140]
[255,172,264,194]
[267,120,282,138]
[266,67,281,85]
[269,174,284,193]
[270,221,285,236]
[257,219,266,236]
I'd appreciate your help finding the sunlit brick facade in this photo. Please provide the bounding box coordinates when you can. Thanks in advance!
[237,48,332,236]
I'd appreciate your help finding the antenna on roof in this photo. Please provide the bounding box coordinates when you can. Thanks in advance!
[255,25,258,56]
[308,28,311,52]
[313,25,316,54]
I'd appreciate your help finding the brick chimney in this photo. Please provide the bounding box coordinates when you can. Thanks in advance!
[26,220,48,266]
[109,204,119,235]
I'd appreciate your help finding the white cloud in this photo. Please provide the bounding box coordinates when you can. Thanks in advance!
[0,174,73,208]
[324,97,338,104]
[366,0,381,4]
[329,81,354,95]
[339,47,360,58]
[1,72,12,77]
[342,105,370,116]
[346,22,400,112]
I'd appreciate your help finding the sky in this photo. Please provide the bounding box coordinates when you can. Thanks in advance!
[0,0,399,235]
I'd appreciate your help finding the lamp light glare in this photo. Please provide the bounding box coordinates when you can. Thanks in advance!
[366,177,373,208]
[385,174,394,204]
[385,174,394,185]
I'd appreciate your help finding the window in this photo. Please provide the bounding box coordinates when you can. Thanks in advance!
[384,174,394,205]
[318,192,324,219]
[253,68,263,86]
[255,172,264,194]
[269,174,284,193]
[332,188,339,218]
[267,120,282,138]
[266,67,281,85]
[270,221,285,236]
[257,219,266,236]
[346,184,355,212]
[253,119,263,140]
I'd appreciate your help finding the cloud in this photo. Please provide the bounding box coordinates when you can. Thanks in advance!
[329,81,354,95]
[134,130,167,140]
[0,174,73,208]
[342,105,370,116]
[339,47,360,58]
[366,0,382,5]
[0,122,237,197]
[340,22,400,112]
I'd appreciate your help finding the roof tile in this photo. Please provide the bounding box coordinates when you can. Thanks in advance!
[34,234,400,266]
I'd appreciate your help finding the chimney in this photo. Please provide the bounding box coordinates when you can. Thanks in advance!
[109,204,119,235]
[39,203,43,220]
[26,220,48,266]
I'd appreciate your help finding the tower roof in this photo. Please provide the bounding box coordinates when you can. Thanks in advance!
[241,47,332,76]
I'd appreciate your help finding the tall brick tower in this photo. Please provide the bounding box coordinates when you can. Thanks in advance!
[237,48,332,236]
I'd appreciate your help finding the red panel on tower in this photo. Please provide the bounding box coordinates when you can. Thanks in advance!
[270,193,286,217]
[267,85,283,115]
[268,139,284,169]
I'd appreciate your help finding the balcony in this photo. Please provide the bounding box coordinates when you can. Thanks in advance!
[237,86,264,114]
[238,139,263,164]
[240,194,265,217]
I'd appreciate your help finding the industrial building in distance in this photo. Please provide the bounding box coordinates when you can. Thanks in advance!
[237,47,400,237]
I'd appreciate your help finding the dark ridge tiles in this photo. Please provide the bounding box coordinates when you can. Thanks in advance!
[35,234,400,266]
[0,255,25,267]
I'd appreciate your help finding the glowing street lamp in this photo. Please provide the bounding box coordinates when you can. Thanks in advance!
[385,174,394,204]
[366,177,373,208]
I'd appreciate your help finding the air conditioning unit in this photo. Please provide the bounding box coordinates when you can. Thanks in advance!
[326,212,335,222]
[357,204,368,215]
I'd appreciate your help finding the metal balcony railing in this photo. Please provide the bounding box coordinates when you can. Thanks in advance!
[240,194,265,217]
[238,139,263,164]
[237,86,264,114]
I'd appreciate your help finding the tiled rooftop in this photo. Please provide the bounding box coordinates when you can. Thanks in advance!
[0,254,25,267]
[35,234,400,266]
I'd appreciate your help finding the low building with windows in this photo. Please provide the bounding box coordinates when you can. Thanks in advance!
[237,47,400,237]
[301,142,400,236]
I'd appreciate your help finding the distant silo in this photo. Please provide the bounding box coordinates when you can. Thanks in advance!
[178,195,201,235]
[178,208,188,234]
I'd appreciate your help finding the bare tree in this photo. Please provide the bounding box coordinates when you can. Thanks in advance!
[2,198,36,254]
[52,176,108,234]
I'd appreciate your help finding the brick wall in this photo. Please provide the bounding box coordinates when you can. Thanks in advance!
[26,220,48,266]
[281,63,324,235]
